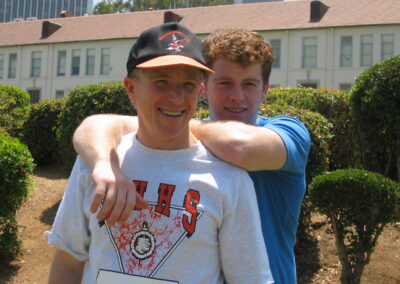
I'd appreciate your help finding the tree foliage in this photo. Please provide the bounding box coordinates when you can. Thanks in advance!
[93,0,234,14]
[309,169,400,284]
[351,55,400,183]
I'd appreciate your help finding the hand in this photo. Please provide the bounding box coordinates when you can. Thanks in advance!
[90,161,148,226]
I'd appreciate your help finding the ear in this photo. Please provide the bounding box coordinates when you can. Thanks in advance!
[198,83,205,97]
[262,81,270,100]
[202,81,210,100]
[124,77,137,103]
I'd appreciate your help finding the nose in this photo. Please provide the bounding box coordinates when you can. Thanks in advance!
[167,84,185,104]
[228,84,245,102]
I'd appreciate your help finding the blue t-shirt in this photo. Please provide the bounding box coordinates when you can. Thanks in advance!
[250,115,310,284]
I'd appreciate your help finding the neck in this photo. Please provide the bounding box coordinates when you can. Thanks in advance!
[136,128,198,150]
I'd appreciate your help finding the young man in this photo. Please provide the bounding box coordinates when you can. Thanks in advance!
[47,23,273,284]
[73,28,311,283]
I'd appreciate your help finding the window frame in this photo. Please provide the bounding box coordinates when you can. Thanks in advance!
[302,37,318,69]
[57,50,67,76]
[100,48,111,75]
[340,36,353,68]
[8,53,17,79]
[31,51,42,78]
[86,48,96,76]
[360,34,373,67]
[270,39,281,69]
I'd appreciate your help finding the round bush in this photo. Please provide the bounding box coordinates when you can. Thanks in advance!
[58,81,136,171]
[351,55,400,181]
[308,169,400,281]
[0,136,35,217]
[0,135,35,262]
[22,99,66,165]
[0,85,31,138]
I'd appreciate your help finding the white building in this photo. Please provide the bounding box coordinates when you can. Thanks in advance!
[0,0,399,102]
[0,0,94,23]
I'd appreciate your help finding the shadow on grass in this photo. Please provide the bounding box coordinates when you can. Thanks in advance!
[296,230,322,284]
[40,199,61,226]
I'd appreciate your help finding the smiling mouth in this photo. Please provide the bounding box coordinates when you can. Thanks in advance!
[159,108,185,117]
[224,107,247,113]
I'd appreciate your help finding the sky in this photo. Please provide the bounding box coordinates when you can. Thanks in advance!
[93,0,102,7]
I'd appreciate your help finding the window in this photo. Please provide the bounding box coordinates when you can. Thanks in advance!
[71,49,80,76]
[86,48,95,76]
[57,50,66,76]
[302,37,317,68]
[269,84,280,89]
[381,34,394,61]
[55,90,65,99]
[340,36,352,67]
[360,35,373,67]
[100,48,111,75]
[270,39,281,69]
[298,81,318,89]
[28,89,41,104]
[8,53,17,79]
[339,83,352,92]
[31,51,42,78]
[0,54,4,79]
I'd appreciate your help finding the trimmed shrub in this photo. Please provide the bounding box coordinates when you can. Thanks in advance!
[0,85,31,138]
[57,81,136,171]
[309,169,400,283]
[0,135,35,262]
[0,127,10,137]
[267,87,359,170]
[22,99,66,165]
[351,55,400,182]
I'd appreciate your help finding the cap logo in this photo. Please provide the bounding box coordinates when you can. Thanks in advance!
[159,30,191,53]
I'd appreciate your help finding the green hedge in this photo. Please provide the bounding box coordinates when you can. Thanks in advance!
[22,99,66,165]
[267,87,358,170]
[0,85,31,138]
[0,135,35,262]
[351,55,400,182]
[57,81,136,171]
[309,169,400,282]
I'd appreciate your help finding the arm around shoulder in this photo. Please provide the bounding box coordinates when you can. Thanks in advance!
[190,119,286,171]
[72,114,138,168]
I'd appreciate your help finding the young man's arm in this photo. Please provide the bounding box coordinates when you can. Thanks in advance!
[72,114,148,227]
[48,249,84,284]
[73,115,290,224]
[190,119,287,171]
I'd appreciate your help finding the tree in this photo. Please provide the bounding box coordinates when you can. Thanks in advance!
[93,0,132,14]
[351,55,400,183]
[93,0,234,14]
[309,169,400,284]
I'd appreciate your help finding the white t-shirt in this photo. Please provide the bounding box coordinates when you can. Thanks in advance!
[47,133,274,284]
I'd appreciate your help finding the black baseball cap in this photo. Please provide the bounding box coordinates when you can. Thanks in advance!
[126,22,213,75]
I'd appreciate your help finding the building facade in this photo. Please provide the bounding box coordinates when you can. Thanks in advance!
[0,0,93,22]
[0,0,399,103]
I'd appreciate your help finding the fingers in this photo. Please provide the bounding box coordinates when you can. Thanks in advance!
[118,189,138,224]
[90,184,106,214]
[90,162,149,227]
[96,183,117,222]
[135,194,149,209]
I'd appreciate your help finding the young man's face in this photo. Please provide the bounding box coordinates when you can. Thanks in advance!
[204,59,268,125]
[124,65,203,150]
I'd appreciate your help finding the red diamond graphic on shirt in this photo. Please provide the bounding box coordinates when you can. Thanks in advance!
[104,202,203,278]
